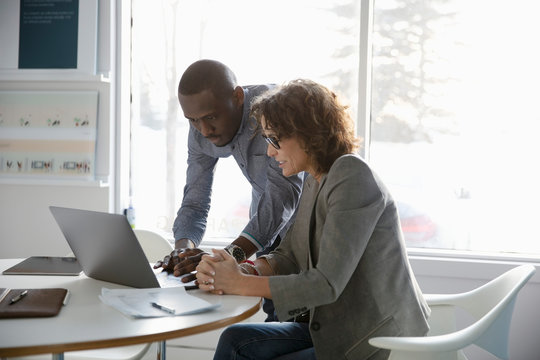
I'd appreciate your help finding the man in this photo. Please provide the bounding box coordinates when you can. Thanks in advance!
[154,60,303,318]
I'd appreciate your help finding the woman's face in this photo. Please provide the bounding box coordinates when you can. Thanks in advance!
[261,118,315,180]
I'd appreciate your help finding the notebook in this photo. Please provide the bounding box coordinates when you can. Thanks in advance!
[3,256,82,276]
[0,288,69,318]
[49,206,182,289]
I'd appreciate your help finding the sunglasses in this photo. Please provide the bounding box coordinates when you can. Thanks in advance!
[261,134,280,150]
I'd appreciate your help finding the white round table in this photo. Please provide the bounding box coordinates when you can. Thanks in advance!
[0,259,261,359]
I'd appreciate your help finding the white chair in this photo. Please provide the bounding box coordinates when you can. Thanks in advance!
[63,229,173,360]
[368,264,536,360]
[133,228,174,263]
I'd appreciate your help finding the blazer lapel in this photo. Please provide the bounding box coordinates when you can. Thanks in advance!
[307,174,327,269]
[293,175,317,270]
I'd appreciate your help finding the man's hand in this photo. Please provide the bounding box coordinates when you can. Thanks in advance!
[154,236,256,283]
[154,248,207,282]
[153,248,181,272]
[172,248,207,281]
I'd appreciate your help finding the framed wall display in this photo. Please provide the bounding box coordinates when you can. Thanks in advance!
[0,0,97,75]
[0,91,98,180]
[18,0,79,69]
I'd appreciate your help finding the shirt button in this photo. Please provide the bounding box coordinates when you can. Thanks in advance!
[241,164,245,168]
[311,322,320,331]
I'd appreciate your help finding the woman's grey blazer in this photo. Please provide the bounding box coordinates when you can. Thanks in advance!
[264,154,430,360]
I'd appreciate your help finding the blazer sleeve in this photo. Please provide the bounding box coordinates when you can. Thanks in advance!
[269,156,390,321]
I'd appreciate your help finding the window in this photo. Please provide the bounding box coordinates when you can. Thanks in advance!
[129,0,540,257]
[370,0,540,255]
[130,0,360,242]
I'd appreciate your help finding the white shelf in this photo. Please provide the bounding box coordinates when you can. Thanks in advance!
[0,71,110,83]
[0,177,109,187]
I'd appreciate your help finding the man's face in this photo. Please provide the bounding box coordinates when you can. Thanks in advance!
[178,88,243,147]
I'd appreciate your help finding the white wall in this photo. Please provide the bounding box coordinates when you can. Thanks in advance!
[0,0,115,258]
[0,183,109,258]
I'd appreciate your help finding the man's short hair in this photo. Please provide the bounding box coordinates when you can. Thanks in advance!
[178,59,237,98]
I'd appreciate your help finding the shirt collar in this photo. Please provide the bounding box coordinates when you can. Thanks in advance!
[226,87,250,146]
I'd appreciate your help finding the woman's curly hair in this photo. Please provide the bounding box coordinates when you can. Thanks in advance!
[250,79,360,175]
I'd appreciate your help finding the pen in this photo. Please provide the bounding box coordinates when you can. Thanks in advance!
[151,301,176,315]
[10,290,28,305]
[185,284,199,291]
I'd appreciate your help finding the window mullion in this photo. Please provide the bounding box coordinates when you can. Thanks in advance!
[357,0,374,161]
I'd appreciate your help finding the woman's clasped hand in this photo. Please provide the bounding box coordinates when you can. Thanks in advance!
[196,249,241,294]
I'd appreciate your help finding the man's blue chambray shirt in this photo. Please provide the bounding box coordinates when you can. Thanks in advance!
[172,85,304,250]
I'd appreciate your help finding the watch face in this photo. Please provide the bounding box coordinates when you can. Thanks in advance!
[226,244,246,262]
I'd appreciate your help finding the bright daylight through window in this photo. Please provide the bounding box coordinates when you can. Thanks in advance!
[370,0,540,255]
[130,0,540,256]
[130,0,360,244]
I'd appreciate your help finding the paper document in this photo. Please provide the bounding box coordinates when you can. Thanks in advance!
[99,287,221,318]
[155,270,194,287]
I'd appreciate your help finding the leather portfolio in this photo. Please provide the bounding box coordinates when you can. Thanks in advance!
[0,288,68,318]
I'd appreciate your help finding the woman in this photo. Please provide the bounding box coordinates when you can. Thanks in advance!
[196,79,430,360]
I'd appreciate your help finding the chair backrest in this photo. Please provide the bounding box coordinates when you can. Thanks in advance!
[133,229,174,263]
[369,264,535,360]
[423,264,535,359]
[459,264,535,359]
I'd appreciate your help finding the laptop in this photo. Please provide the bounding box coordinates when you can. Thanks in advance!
[49,206,180,288]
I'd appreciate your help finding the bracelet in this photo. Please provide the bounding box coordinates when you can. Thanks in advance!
[240,260,259,276]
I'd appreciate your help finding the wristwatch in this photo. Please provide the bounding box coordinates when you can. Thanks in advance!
[224,244,247,263]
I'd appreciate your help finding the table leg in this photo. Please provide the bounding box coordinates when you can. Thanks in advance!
[52,353,64,360]
[157,340,166,360]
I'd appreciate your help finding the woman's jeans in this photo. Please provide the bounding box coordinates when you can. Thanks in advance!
[213,322,315,360]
